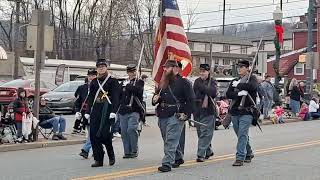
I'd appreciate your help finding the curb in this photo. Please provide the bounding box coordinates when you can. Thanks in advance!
[0,139,85,152]
[261,118,302,126]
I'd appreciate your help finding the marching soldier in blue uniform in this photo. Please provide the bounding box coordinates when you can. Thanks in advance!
[152,59,195,172]
[193,64,217,162]
[85,59,121,167]
[226,60,258,166]
[73,69,97,134]
[76,69,97,158]
[118,64,145,159]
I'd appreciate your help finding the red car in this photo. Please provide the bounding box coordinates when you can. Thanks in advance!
[0,79,56,113]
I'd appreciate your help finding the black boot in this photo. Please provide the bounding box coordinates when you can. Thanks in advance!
[205,152,214,159]
[244,154,254,163]
[158,165,171,172]
[109,158,115,166]
[172,159,184,168]
[130,152,138,158]
[91,161,103,167]
[232,160,244,166]
[196,157,205,162]
[123,154,131,159]
[79,149,89,159]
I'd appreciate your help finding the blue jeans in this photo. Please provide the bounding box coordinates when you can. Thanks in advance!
[119,112,140,155]
[289,99,300,114]
[40,116,66,133]
[82,126,91,153]
[16,122,22,138]
[112,116,121,134]
[231,115,253,161]
[263,99,272,118]
[158,116,184,167]
[195,115,215,158]
[175,125,185,161]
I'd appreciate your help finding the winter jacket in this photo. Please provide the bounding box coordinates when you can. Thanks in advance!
[39,105,56,123]
[13,98,30,122]
[290,86,304,101]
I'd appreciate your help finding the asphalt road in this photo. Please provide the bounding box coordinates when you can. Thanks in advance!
[0,117,320,180]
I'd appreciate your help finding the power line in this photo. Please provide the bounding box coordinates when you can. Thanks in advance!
[188,14,302,30]
[180,0,307,16]
[193,7,307,23]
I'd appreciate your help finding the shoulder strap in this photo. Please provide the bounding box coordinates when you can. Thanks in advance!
[92,74,111,105]
[168,85,181,111]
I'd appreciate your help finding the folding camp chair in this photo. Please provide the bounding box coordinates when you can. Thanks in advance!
[38,122,54,140]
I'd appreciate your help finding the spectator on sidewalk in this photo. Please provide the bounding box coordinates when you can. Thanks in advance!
[289,78,304,116]
[307,96,320,120]
[273,106,285,123]
[298,103,309,121]
[313,80,320,97]
[39,98,67,140]
[261,75,274,119]
[256,76,266,114]
[13,88,31,141]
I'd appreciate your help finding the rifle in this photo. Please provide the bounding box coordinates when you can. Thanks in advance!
[128,43,145,107]
[239,36,264,108]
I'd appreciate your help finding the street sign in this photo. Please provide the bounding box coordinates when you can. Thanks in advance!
[55,64,66,86]
[27,10,53,52]
[26,25,53,51]
[299,54,306,63]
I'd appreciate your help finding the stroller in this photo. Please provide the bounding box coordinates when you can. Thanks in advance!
[0,110,18,144]
[215,98,230,130]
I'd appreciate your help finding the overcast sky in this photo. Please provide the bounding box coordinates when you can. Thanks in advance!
[177,0,309,32]
[0,0,309,33]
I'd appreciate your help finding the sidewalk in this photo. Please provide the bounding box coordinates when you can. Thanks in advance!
[0,133,85,152]
[0,117,305,153]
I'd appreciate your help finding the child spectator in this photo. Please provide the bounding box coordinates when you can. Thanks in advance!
[13,88,31,141]
[274,106,285,123]
[298,103,309,121]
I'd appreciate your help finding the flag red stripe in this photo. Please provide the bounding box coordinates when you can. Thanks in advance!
[166,46,192,60]
[166,31,188,44]
[164,16,183,27]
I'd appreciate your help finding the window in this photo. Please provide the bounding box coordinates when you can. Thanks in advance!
[258,41,265,50]
[223,59,230,65]
[205,43,211,52]
[223,44,230,52]
[189,42,194,51]
[294,63,304,75]
[215,59,219,65]
[241,46,247,54]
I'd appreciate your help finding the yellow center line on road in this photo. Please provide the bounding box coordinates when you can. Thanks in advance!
[72,139,320,180]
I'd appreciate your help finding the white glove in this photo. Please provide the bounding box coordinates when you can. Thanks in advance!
[238,90,248,96]
[75,112,82,120]
[109,113,116,119]
[123,80,130,86]
[84,114,90,120]
[232,80,240,87]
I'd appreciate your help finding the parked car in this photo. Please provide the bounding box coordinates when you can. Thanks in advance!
[0,80,6,86]
[42,81,84,114]
[0,79,55,113]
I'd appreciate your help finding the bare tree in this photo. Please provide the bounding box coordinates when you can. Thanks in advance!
[185,0,200,32]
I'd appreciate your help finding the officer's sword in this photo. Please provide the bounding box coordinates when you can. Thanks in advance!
[189,119,208,127]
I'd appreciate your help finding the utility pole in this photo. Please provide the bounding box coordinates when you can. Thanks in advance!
[222,0,226,35]
[8,0,22,79]
[306,0,315,97]
[33,10,45,141]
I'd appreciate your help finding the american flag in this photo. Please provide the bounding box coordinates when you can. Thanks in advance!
[152,0,192,84]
